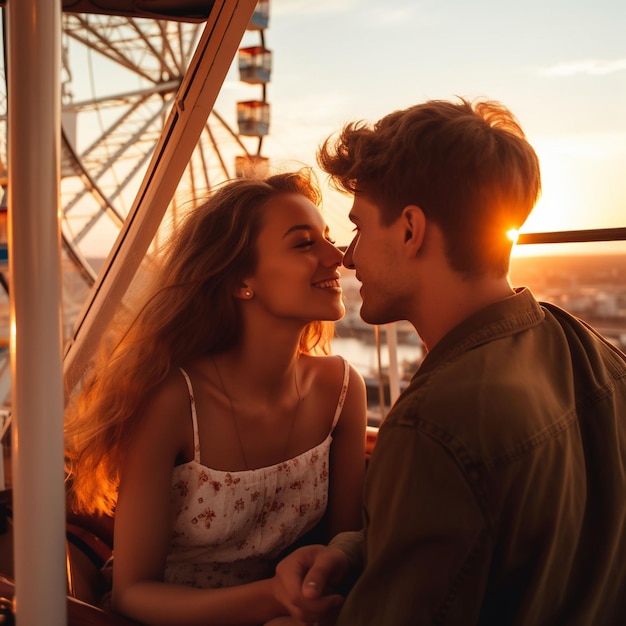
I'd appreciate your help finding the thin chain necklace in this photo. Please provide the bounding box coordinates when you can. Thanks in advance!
[211,356,302,470]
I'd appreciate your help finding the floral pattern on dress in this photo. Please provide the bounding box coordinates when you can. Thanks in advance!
[165,440,335,588]
[164,360,350,589]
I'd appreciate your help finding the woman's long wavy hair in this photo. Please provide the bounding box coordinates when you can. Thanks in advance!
[65,169,335,516]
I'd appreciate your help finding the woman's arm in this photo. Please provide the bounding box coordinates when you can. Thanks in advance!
[326,362,367,538]
[111,374,287,625]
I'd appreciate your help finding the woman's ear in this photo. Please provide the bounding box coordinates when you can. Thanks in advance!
[234,283,254,300]
[401,205,426,255]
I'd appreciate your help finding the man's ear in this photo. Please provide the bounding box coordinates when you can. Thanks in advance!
[401,205,426,255]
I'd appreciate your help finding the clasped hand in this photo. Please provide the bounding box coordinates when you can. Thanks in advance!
[271,544,351,625]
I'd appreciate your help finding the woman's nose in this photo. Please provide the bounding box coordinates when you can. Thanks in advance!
[323,239,344,267]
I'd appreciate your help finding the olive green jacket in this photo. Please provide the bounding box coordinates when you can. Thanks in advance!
[334,288,626,625]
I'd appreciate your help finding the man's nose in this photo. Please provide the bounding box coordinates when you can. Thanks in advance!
[343,237,356,269]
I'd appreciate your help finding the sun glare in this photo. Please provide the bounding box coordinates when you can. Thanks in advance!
[506,229,520,244]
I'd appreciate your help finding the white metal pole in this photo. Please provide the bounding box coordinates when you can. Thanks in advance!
[7,0,67,623]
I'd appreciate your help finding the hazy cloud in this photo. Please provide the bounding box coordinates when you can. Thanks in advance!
[533,133,626,160]
[271,0,359,17]
[366,6,417,24]
[539,59,626,77]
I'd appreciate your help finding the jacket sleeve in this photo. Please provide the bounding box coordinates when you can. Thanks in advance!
[329,529,365,573]
[336,422,493,625]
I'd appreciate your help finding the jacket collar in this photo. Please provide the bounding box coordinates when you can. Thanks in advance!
[416,287,545,378]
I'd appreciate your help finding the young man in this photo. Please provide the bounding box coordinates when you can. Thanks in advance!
[271,98,626,625]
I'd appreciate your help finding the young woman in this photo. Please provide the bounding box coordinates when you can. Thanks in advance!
[64,169,367,625]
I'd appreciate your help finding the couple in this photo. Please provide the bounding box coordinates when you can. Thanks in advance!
[65,98,626,625]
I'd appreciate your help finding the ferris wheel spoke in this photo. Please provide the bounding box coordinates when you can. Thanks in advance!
[62,96,164,210]
[203,124,228,184]
[65,15,201,84]
[63,95,178,244]
[77,95,173,186]
[61,131,126,238]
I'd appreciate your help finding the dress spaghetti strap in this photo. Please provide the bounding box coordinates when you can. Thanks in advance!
[178,367,201,463]
[330,357,350,432]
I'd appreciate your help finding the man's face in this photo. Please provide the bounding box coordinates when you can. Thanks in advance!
[343,194,407,325]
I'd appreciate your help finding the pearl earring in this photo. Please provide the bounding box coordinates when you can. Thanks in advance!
[245,290,252,297]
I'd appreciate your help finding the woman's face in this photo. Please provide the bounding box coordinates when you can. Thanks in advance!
[244,192,345,325]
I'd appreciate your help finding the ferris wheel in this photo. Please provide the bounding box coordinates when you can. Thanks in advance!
[0,1,272,283]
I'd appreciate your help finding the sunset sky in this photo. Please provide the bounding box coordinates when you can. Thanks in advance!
[217,0,626,253]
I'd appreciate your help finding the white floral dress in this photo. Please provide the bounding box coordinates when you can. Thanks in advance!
[164,358,349,589]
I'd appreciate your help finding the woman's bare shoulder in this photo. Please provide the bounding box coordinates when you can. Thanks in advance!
[303,354,365,394]
[133,368,193,447]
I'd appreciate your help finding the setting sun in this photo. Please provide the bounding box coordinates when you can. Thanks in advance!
[507,229,520,243]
